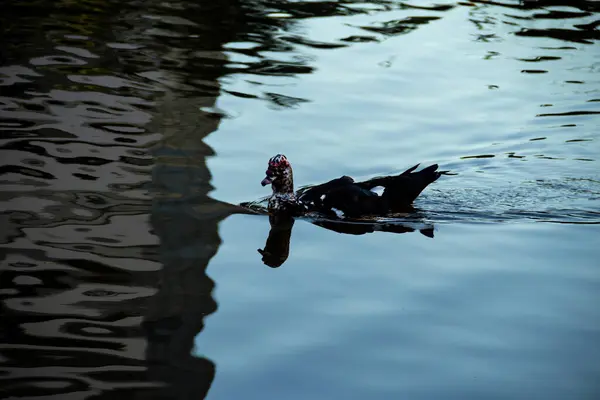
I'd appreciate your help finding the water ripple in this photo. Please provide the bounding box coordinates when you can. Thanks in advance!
[2,0,600,399]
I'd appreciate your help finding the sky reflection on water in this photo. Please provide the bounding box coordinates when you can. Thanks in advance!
[1,0,599,399]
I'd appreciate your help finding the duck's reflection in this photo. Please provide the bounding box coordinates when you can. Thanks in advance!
[258,215,295,268]
[258,213,434,268]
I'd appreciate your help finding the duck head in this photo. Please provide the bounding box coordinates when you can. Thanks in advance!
[261,154,294,194]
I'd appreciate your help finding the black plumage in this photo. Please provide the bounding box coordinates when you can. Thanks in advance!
[261,154,442,218]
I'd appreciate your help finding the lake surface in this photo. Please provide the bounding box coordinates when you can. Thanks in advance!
[1,0,599,399]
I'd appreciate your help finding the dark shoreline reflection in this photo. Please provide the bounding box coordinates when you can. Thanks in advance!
[257,212,435,268]
[1,0,598,398]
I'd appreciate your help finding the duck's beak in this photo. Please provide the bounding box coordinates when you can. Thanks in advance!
[261,176,272,186]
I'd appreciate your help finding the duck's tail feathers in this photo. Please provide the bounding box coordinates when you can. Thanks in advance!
[359,163,441,190]
[417,163,441,185]
[400,163,420,176]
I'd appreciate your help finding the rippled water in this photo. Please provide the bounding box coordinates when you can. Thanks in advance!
[1,0,599,399]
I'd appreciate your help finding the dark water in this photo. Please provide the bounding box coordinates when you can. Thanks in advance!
[1,0,599,399]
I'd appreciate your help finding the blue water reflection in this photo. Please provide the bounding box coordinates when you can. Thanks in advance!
[1,0,599,399]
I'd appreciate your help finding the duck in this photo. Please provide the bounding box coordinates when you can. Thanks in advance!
[260,154,442,218]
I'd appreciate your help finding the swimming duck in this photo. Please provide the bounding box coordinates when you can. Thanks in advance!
[261,154,441,218]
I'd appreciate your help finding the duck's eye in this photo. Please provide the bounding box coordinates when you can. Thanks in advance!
[266,170,274,177]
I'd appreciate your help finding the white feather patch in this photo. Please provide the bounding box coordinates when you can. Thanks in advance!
[332,208,345,218]
[371,186,385,196]
[320,194,326,201]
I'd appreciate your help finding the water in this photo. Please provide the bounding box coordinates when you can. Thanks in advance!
[1,0,599,399]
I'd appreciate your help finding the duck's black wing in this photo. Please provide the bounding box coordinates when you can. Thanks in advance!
[298,176,382,218]
[297,176,354,202]
[297,164,441,218]
[356,163,441,211]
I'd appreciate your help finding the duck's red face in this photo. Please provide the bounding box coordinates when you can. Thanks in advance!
[261,154,290,187]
